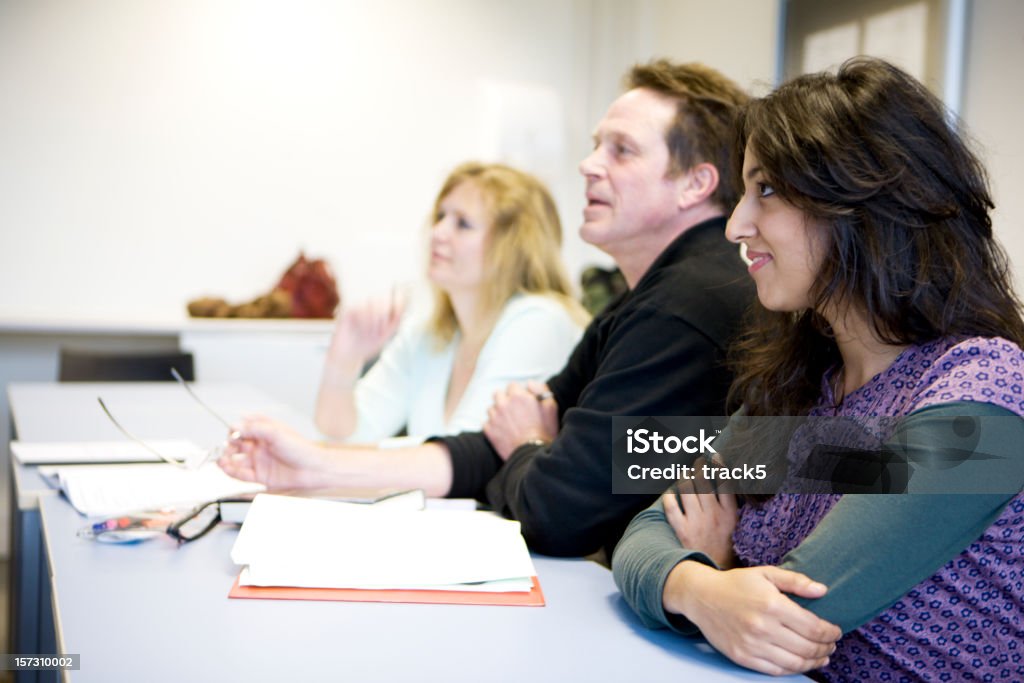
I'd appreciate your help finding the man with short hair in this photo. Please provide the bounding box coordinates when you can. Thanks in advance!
[220,60,754,558]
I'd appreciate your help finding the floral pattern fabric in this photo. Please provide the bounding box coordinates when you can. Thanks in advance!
[733,337,1024,682]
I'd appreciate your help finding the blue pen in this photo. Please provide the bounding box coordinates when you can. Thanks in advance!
[77,514,173,544]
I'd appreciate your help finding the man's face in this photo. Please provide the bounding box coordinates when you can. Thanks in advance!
[578,88,683,254]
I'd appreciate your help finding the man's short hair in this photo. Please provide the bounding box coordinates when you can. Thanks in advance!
[626,60,748,210]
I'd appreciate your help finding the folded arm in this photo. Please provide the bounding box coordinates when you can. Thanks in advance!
[486,306,734,557]
[612,401,1023,673]
[612,496,839,676]
[780,402,1024,632]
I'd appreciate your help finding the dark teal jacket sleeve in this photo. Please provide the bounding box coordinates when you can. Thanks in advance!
[782,402,1024,632]
[612,401,1024,634]
[611,496,716,634]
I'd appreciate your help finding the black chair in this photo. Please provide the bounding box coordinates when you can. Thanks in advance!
[58,349,195,382]
[580,266,628,316]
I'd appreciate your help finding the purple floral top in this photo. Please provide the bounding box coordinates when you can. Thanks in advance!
[733,337,1024,682]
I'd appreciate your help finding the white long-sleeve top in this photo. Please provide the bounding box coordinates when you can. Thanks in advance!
[345,293,584,443]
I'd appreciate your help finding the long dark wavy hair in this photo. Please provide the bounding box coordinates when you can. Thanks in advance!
[729,57,1024,417]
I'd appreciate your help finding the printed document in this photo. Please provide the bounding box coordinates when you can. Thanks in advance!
[232,494,536,591]
[40,462,265,516]
[12,439,205,465]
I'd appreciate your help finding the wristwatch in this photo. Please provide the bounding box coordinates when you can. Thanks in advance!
[521,438,550,449]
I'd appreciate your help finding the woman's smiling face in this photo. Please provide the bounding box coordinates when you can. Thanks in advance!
[726,145,829,313]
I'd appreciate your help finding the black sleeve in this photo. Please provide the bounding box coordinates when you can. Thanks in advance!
[485,304,734,557]
[429,309,610,500]
[546,311,604,422]
[427,432,501,500]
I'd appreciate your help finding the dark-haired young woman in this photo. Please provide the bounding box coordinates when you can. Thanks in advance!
[613,57,1024,681]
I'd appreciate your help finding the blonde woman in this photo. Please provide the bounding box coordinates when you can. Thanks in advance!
[315,162,588,443]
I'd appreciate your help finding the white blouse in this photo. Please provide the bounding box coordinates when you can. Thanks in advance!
[345,293,584,443]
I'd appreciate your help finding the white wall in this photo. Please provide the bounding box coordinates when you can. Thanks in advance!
[0,0,780,558]
[961,0,1024,297]
[574,0,779,272]
[0,0,590,318]
[2,0,1017,322]
[0,0,778,323]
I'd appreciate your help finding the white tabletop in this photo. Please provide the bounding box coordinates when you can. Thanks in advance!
[8,381,317,445]
[39,495,784,683]
[14,381,800,682]
[8,381,318,511]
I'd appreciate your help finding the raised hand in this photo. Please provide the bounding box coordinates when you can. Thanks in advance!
[327,294,406,367]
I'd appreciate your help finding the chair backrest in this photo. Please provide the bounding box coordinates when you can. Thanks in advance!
[580,266,628,316]
[58,349,195,382]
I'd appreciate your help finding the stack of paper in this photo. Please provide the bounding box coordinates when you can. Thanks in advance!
[231,494,537,593]
[40,463,265,516]
[219,487,426,523]
[13,439,205,465]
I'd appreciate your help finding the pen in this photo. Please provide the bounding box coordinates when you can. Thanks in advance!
[77,513,174,543]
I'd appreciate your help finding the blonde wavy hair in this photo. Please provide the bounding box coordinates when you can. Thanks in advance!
[427,162,588,344]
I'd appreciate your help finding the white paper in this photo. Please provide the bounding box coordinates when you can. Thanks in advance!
[424,497,478,512]
[232,494,536,590]
[12,439,205,465]
[219,488,425,524]
[237,567,533,593]
[42,462,265,516]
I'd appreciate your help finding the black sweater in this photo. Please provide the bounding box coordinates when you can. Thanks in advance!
[436,217,754,556]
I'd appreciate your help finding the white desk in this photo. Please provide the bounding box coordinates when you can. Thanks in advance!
[10,382,799,682]
[0,318,333,557]
[39,496,789,683]
[7,382,317,683]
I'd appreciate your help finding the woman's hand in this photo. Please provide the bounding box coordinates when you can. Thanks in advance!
[665,561,841,676]
[316,295,405,437]
[662,479,738,568]
[327,297,405,366]
[218,415,332,489]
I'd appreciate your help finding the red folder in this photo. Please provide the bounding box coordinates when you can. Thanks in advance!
[228,574,545,607]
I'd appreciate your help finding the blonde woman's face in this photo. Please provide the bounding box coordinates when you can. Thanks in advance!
[428,180,491,294]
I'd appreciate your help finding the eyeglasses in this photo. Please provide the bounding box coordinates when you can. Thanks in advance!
[97,367,239,470]
[165,494,254,544]
[169,368,241,441]
[165,499,223,544]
